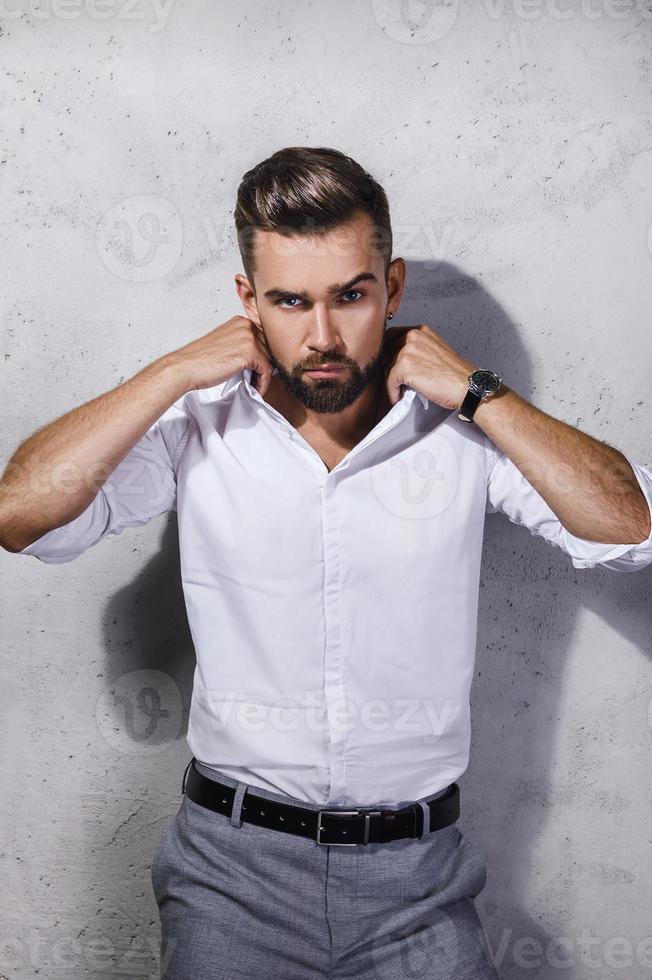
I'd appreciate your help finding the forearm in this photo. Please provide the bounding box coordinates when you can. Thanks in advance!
[471,385,650,544]
[0,354,189,551]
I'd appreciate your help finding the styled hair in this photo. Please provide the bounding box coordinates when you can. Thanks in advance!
[233,146,393,290]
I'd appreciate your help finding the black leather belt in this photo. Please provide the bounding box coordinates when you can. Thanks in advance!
[182,759,460,846]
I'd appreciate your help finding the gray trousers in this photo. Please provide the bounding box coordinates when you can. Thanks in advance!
[151,761,499,979]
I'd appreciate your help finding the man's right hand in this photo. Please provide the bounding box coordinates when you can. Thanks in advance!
[165,316,274,397]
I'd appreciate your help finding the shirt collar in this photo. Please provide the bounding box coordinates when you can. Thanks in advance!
[222,368,429,410]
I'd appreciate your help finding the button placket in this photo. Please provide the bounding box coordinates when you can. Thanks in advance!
[320,474,348,802]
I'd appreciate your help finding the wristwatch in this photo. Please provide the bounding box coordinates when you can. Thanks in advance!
[457,369,503,423]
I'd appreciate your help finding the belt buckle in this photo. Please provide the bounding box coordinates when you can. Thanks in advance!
[316,808,382,846]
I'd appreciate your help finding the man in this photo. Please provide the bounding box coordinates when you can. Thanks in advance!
[2,146,651,980]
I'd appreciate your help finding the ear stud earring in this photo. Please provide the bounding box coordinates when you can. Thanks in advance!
[387,312,394,320]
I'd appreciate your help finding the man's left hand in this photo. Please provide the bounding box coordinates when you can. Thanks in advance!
[381,324,476,409]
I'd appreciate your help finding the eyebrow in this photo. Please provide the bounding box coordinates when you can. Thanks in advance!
[263,271,379,302]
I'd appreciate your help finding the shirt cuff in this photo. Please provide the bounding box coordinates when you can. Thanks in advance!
[565,457,652,569]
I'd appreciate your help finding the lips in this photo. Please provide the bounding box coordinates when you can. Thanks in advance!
[305,365,347,373]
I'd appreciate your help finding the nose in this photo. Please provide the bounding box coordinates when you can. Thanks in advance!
[305,306,343,355]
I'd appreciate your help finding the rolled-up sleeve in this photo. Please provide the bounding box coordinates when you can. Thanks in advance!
[484,441,652,572]
[17,397,194,565]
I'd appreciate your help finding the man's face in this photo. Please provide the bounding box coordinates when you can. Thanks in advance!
[237,211,404,414]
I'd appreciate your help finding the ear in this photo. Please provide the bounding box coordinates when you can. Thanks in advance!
[234,273,261,327]
[385,256,407,313]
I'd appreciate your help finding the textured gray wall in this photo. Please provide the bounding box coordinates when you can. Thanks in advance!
[1,2,651,978]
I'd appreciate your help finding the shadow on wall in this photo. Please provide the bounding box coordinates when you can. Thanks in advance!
[98,258,651,980]
[97,518,193,973]
[102,517,194,747]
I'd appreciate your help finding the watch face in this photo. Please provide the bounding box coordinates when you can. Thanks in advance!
[470,370,501,395]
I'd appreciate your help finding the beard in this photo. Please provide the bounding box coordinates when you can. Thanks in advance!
[262,333,386,414]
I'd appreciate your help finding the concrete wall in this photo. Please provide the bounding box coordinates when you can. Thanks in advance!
[1,2,651,977]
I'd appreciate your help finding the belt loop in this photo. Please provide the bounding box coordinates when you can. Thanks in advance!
[230,782,248,827]
[417,799,430,838]
[181,756,195,796]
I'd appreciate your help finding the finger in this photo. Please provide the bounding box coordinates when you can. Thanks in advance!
[251,346,273,395]
[385,367,405,407]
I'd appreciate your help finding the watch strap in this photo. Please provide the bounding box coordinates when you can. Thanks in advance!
[457,386,483,423]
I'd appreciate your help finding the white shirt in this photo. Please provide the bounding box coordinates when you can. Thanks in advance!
[19,368,652,806]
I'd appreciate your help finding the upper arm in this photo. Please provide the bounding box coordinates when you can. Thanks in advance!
[17,398,194,565]
[484,439,652,572]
